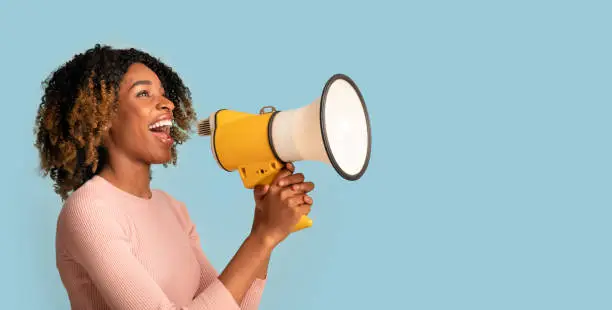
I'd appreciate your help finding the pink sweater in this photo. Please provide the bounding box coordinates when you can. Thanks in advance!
[55,175,265,309]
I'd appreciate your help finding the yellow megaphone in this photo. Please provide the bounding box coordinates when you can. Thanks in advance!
[197,74,371,232]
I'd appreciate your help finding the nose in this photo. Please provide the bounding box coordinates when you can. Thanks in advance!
[158,97,175,112]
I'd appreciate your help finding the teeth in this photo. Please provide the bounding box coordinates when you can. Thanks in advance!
[149,119,172,130]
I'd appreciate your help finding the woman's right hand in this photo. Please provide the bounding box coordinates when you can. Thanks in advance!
[250,163,315,248]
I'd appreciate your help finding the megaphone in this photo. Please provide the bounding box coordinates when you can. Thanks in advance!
[197,74,371,232]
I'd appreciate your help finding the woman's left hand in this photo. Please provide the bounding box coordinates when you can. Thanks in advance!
[252,162,314,199]
[251,162,315,240]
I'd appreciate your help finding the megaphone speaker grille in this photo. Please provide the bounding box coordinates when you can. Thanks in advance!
[320,74,371,180]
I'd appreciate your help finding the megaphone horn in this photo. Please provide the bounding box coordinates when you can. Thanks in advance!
[197,74,372,232]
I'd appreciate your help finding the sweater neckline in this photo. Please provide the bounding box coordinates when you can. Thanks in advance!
[92,175,156,204]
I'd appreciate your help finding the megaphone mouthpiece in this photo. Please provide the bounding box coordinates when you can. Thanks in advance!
[197,118,212,136]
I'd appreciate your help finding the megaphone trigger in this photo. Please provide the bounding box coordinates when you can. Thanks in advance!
[237,159,283,188]
[198,73,371,233]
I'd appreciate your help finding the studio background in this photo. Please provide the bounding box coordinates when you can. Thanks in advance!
[1,1,611,309]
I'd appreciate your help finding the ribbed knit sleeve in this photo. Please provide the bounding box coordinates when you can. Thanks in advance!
[58,193,243,310]
[239,278,266,310]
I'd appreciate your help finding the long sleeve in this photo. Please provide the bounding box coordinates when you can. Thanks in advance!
[238,279,266,310]
[170,198,267,310]
[58,196,242,310]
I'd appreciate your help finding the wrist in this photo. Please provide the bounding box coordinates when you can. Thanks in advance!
[247,229,277,252]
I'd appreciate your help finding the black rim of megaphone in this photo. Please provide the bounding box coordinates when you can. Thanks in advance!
[320,73,372,181]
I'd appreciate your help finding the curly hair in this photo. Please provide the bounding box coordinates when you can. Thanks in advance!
[34,44,197,201]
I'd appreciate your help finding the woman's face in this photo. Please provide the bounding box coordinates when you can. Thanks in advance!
[106,62,175,165]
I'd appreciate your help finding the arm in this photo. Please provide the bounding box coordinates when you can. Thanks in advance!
[219,234,272,306]
[251,185,274,281]
[174,199,269,310]
[238,255,270,309]
[235,254,270,310]
[60,199,271,310]
[255,255,270,280]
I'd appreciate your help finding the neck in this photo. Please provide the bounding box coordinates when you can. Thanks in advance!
[98,152,152,199]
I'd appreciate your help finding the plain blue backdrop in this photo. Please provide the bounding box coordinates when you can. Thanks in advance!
[1,0,611,309]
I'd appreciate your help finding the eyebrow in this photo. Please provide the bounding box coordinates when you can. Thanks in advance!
[129,80,152,90]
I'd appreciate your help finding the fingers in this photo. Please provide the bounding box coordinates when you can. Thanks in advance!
[275,163,295,182]
[297,204,312,216]
[271,163,294,188]
[278,173,304,187]
[290,196,313,218]
[286,194,313,208]
[290,181,314,193]
[285,162,295,173]
[253,184,269,200]
[270,162,317,201]
[279,181,315,199]
[303,194,313,205]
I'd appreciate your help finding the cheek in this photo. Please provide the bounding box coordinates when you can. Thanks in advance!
[113,107,150,141]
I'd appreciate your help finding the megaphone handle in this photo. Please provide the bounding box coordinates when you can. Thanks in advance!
[293,214,313,232]
[238,159,313,232]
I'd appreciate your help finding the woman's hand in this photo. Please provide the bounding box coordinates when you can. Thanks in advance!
[250,162,315,248]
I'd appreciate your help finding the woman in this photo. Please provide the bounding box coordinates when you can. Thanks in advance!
[34,44,315,309]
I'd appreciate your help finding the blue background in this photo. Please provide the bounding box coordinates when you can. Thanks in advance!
[1,0,611,309]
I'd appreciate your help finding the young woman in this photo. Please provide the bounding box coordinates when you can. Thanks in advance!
[34,44,314,309]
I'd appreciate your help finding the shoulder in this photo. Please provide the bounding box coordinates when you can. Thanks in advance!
[56,177,134,258]
[57,177,129,237]
[154,189,186,212]
[153,189,195,229]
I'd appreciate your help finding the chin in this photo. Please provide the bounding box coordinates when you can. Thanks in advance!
[144,135,174,164]
[143,146,173,165]
[151,153,173,164]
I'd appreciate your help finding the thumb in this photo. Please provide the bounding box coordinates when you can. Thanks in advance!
[253,184,270,200]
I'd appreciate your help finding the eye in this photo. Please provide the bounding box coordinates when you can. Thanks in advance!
[136,90,150,97]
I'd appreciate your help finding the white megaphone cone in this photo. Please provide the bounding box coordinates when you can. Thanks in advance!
[270,74,371,180]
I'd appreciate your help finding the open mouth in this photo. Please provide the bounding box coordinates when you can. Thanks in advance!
[149,119,173,145]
